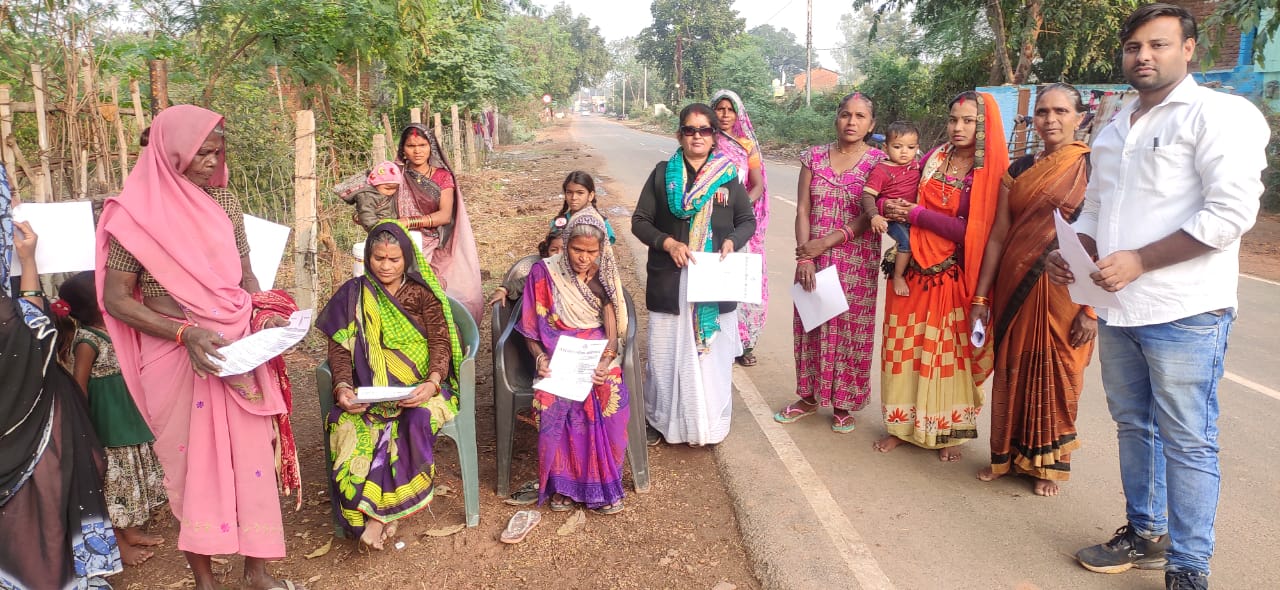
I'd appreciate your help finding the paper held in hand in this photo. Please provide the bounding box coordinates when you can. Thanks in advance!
[243,214,292,291]
[1052,210,1123,310]
[213,309,313,377]
[356,386,415,403]
[532,335,609,402]
[685,252,764,304]
[10,202,96,276]
[791,266,849,332]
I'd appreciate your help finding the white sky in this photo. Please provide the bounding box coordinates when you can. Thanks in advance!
[545,0,855,69]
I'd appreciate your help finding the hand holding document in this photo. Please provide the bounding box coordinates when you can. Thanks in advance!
[532,335,609,402]
[10,202,96,276]
[1053,210,1122,310]
[214,309,313,377]
[970,318,987,348]
[356,386,415,403]
[791,266,849,332]
[686,252,764,304]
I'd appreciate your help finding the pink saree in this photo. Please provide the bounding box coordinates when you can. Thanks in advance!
[95,105,287,558]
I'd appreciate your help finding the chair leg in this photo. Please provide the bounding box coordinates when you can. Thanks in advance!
[455,410,481,528]
[626,394,651,493]
[494,390,516,498]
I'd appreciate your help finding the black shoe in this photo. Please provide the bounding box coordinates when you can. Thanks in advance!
[645,425,663,447]
[1166,571,1209,590]
[1076,524,1170,574]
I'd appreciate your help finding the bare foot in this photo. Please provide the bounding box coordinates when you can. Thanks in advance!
[1034,479,1060,497]
[976,467,1005,482]
[360,520,386,551]
[873,435,904,453]
[939,447,962,462]
[383,520,399,542]
[120,526,165,547]
[243,556,295,590]
[119,542,154,566]
[892,276,910,297]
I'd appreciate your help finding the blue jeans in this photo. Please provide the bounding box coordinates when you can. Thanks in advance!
[886,221,910,253]
[1099,310,1234,575]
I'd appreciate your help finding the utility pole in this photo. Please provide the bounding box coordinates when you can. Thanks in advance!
[674,33,684,102]
[643,66,648,110]
[621,73,626,118]
[806,0,813,107]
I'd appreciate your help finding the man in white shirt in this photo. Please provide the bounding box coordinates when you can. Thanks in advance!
[1047,4,1267,590]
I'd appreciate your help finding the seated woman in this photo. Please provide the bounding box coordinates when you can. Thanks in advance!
[316,220,463,550]
[517,215,630,514]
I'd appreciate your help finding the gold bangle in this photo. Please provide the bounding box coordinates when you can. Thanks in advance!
[971,295,990,306]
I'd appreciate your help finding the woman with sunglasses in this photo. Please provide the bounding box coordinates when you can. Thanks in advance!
[632,103,757,446]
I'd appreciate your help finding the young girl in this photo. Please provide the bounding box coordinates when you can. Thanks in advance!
[57,271,167,566]
[859,122,923,296]
[551,171,616,243]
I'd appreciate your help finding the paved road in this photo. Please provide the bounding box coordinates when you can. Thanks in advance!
[570,115,1280,589]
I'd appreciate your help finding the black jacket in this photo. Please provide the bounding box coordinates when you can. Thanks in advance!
[631,159,757,315]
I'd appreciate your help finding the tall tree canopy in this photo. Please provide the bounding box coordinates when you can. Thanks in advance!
[745,25,806,83]
[637,0,745,101]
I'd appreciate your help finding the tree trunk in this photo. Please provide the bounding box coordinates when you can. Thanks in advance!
[1013,0,1044,84]
[985,0,1015,85]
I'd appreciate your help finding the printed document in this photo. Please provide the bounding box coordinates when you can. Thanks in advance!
[1054,210,1123,309]
[532,335,609,402]
[686,252,763,304]
[214,309,312,377]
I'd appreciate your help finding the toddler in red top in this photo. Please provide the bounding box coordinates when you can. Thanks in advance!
[859,122,921,296]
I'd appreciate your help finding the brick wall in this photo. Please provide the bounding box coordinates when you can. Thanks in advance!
[1169,0,1243,70]
[793,69,840,93]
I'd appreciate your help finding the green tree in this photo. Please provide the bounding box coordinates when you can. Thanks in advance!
[637,0,745,102]
[746,25,806,84]
[1202,0,1280,67]
[549,3,612,93]
[836,5,919,84]
[708,43,771,100]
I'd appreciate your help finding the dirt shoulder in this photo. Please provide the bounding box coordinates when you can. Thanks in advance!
[109,122,759,590]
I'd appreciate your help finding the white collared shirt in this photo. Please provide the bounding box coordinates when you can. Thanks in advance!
[1074,75,1268,327]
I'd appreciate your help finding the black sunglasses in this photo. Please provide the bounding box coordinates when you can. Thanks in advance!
[679,125,716,138]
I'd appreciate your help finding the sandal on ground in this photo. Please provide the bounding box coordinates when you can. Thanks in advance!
[773,400,818,424]
[591,501,624,516]
[504,480,540,506]
[268,581,307,590]
[736,351,758,367]
[831,413,856,434]
[499,510,541,544]
[645,425,664,447]
[549,494,574,512]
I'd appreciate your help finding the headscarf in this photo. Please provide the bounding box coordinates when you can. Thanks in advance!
[96,105,286,419]
[550,213,629,358]
[709,89,769,193]
[664,148,737,349]
[395,123,484,318]
[961,92,1009,298]
[316,220,463,395]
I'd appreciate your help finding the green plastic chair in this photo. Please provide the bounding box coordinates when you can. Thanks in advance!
[315,296,481,538]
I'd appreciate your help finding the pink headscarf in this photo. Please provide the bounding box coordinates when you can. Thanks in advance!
[95,105,285,419]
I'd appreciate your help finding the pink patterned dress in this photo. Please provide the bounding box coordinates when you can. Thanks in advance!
[793,145,885,411]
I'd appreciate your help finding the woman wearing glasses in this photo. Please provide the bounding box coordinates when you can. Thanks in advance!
[632,103,757,446]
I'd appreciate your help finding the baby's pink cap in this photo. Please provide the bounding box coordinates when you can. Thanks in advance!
[368,160,402,186]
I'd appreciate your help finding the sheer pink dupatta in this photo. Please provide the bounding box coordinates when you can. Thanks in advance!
[95,105,286,420]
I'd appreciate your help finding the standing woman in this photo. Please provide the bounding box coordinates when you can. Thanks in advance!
[97,105,303,590]
[395,123,484,318]
[874,91,1008,461]
[971,84,1096,496]
[710,89,770,367]
[774,92,886,433]
[632,103,757,446]
[1,170,123,587]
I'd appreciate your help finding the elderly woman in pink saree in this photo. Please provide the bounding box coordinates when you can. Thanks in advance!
[710,90,769,366]
[98,105,304,590]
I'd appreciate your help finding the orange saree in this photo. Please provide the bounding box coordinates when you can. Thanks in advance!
[988,142,1093,480]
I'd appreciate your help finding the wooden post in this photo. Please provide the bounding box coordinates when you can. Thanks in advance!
[410,107,422,124]
[450,104,463,173]
[110,78,129,183]
[381,113,395,151]
[492,108,500,148]
[371,132,387,165]
[464,111,477,170]
[129,79,147,136]
[1012,87,1031,156]
[292,110,318,311]
[0,86,14,182]
[433,112,443,147]
[31,64,52,202]
[148,59,170,114]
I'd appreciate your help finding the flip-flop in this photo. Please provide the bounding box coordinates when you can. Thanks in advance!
[736,351,758,367]
[773,401,818,424]
[499,510,541,544]
[504,481,540,506]
[591,501,624,516]
[268,581,306,590]
[549,494,574,512]
[831,413,856,433]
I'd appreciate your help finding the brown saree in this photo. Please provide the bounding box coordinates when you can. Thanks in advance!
[988,142,1093,481]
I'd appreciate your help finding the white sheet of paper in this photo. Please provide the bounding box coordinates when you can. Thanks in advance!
[970,318,987,348]
[356,386,415,403]
[532,335,609,402]
[685,252,764,304]
[790,266,849,332]
[1054,210,1123,309]
[10,202,96,276]
[243,215,291,291]
[213,309,313,377]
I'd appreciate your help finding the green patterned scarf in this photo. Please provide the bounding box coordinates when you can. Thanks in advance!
[664,149,737,350]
